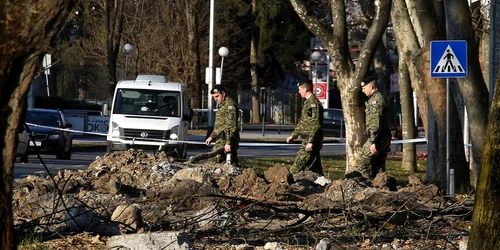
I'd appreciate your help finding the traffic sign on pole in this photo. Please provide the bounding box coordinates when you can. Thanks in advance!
[430,40,467,78]
[430,40,468,196]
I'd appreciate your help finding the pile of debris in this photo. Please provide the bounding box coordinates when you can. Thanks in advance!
[13,149,472,249]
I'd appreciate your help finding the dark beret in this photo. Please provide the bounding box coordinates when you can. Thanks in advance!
[210,85,225,94]
[297,79,313,87]
[361,72,378,87]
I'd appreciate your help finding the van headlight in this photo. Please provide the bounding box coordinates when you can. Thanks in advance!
[169,125,179,140]
[111,122,121,138]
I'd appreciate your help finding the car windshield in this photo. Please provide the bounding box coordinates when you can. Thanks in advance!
[26,111,61,127]
[113,89,181,117]
[324,109,344,120]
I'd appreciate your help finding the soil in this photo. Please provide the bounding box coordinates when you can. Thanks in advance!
[14,149,471,249]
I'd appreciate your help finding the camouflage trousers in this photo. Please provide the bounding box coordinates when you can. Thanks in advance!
[352,136,391,179]
[290,142,323,176]
[188,139,238,164]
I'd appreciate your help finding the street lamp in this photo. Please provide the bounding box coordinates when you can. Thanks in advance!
[206,0,216,137]
[311,51,322,87]
[218,46,229,82]
[123,43,134,80]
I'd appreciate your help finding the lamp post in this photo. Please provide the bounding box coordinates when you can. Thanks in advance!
[311,51,322,88]
[218,46,229,82]
[206,0,216,137]
[311,51,321,94]
[123,43,134,80]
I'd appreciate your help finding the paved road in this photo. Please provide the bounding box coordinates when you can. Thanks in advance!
[13,126,427,180]
[13,141,427,181]
[13,152,101,181]
[12,142,342,180]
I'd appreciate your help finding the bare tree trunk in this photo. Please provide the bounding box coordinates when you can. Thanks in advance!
[448,86,471,193]
[414,50,448,190]
[185,0,202,110]
[397,59,416,172]
[425,103,439,183]
[411,0,471,191]
[250,0,260,124]
[444,0,489,188]
[490,0,500,100]
[0,2,75,248]
[290,0,391,170]
[105,0,125,100]
[392,0,434,175]
[392,0,429,137]
[468,72,500,249]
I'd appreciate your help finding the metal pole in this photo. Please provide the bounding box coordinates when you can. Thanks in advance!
[315,61,318,87]
[413,91,418,133]
[45,72,50,97]
[340,119,344,138]
[240,109,243,133]
[278,101,282,134]
[261,87,265,136]
[125,54,129,80]
[220,57,224,78]
[446,78,450,195]
[464,106,470,163]
[207,0,216,137]
[450,169,455,197]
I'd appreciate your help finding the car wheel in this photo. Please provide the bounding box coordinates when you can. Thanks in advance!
[107,142,114,153]
[20,150,29,163]
[56,149,64,159]
[62,145,72,160]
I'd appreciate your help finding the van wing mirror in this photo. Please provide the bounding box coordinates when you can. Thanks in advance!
[101,103,110,116]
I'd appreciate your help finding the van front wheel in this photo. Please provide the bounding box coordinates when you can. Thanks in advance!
[177,144,188,159]
[106,142,114,153]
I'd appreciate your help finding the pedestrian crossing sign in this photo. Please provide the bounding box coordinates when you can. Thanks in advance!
[431,40,467,78]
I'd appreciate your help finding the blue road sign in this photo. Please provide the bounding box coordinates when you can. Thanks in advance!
[430,40,467,78]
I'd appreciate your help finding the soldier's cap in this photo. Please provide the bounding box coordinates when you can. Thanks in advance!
[210,85,225,94]
[297,79,313,87]
[361,72,378,88]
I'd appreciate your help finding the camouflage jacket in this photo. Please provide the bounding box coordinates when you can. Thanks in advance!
[365,90,391,144]
[291,94,324,144]
[211,96,240,145]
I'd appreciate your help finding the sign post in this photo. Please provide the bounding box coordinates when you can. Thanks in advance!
[43,54,51,97]
[430,40,467,196]
[310,37,330,108]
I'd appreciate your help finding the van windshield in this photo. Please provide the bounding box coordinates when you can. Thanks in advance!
[113,89,181,117]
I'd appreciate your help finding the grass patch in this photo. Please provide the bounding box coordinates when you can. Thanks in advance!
[240,154,427,185]
[17,232,46,250]
[188,130,207,136]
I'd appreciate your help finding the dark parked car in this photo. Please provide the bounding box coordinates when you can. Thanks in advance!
[17,108,73,162]
[323,108,345,137]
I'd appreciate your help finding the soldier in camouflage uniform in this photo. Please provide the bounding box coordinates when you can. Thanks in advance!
[346,73,391,179]
[286,80,324,175]
[188,86,240,164]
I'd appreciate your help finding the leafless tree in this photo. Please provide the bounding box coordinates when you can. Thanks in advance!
[468,68,500,249]
[289,0,392,171]
[0,1,75,248]
[249,0,260,124]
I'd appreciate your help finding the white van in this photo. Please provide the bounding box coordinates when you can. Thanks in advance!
[105,75,193,158]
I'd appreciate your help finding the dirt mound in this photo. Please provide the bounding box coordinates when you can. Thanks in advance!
[13,149,472,249]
